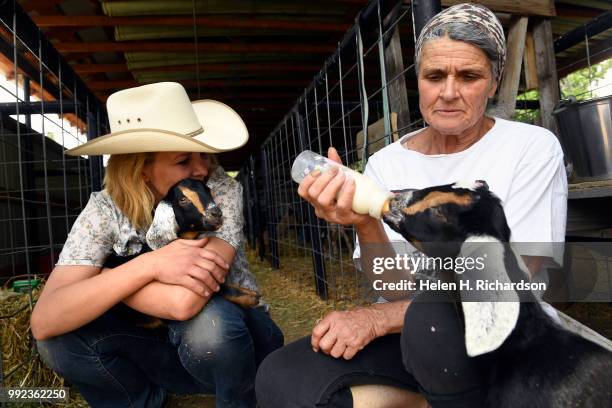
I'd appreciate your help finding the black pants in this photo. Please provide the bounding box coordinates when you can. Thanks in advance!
[256,291,489,408]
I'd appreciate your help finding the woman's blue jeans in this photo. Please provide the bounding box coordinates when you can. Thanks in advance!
[36,296,284,408]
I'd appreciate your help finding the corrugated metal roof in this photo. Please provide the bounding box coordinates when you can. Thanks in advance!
[12,0,612,169]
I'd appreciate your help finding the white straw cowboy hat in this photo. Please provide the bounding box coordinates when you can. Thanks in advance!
[65,82,248,156]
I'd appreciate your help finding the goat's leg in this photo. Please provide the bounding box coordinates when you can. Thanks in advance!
[221,283,261,308]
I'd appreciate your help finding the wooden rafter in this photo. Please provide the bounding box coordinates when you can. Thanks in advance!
[0,51,86,131]
[18,0,64,13]
[73,62,321,74]
[86,78,310,91]
[32,15,351,33]
[557,40,612,78]
[556,4,606,19]
[56,42,335,54]
[94,91,300,102]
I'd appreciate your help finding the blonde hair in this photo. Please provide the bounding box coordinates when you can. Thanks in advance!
[103,153,155,230]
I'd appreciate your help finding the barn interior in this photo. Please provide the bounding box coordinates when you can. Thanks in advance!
[0,0,611,405]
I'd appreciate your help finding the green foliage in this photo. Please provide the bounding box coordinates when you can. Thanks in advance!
[560,59,612,100]
[515,89,540,124]
[513,59,611,124]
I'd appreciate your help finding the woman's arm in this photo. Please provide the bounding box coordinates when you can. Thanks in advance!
[297,148,413,358]
[31,238,228,340]
[31,260,155,340]
[122,237,236,320]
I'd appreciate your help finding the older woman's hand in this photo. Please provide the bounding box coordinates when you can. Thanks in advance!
[146,237,230,296]
[311,308,381,360]
[297,147,372,228]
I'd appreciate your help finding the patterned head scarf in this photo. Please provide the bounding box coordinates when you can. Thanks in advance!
[415,3,506,82]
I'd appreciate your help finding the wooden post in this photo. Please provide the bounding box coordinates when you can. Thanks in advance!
[533,18,560,135]
[496,16,529,119]
[523,29,538,90]
[412,0,442,42]
[384,26,411,138]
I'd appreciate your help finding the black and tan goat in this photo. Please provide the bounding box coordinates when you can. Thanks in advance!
[382,181,612,408]
[105,178,260,328]
[164,179,261,307]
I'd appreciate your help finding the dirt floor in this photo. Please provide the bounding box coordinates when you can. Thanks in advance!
[166,249,347,407]
[1,248,610,408]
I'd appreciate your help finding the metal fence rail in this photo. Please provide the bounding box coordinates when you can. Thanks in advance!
[241,0,422,304]
[0,0,106,286]
[241,0,612,305]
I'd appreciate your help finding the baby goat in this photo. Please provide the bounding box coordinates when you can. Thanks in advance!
[382,181,612,408]
[162,179,260,308]
[105,178,260,328]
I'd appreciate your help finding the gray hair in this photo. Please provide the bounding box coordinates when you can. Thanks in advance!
[415,22,501,81]
[414,4,506,83]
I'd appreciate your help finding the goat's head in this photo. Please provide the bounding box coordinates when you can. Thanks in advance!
[383,180,510,257]
[383,181,523,357]
[165,179,223,234]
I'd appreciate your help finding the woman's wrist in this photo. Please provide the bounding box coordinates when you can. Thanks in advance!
[139,251,160,281]
[355,218,385,242]
[369,301,410,336]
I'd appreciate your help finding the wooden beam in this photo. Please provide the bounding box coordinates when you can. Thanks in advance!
[553,10,612,53]
[56,42,335,54]
[496,17,529,119]
[19,0,64,13]
[86,78,309,91]
[73,63,130,73]
[385,25,411,138]
[555,5,604,19]
[73,62,321,74]
[556,40,612,79]
[0,52,87,131]
[32,15,351,32]
[96,91,299,102]
[523,29,538,90]
[442,0,555,16]
[533,18,560,134]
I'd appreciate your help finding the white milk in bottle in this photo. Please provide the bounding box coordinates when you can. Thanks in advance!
[291,150,392,219]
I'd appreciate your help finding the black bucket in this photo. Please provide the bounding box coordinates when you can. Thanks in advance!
[552,96,612,181]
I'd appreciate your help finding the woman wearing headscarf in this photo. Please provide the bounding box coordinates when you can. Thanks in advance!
[31,82,283,408]
[256,4,567,407]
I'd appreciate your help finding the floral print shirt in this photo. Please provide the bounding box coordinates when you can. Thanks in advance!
[57,166,259,292]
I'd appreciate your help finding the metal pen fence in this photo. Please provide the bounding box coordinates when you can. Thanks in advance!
[240,0,424,305]
[240,1,612,305]
[0,0,106,298]
[0,0,108,389]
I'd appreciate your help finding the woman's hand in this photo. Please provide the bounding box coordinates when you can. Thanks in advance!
[297,147,373,228]
[311,308,383,360]
[146,237,230,297]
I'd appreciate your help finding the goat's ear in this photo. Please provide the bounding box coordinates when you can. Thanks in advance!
[161,187,176,204]
[146,201,179,250]
[457,239,520,356]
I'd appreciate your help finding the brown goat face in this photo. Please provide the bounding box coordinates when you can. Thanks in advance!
[167,179,223,234]
[382,181,508,257]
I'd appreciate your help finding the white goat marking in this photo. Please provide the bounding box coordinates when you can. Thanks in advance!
[452,180,480,191]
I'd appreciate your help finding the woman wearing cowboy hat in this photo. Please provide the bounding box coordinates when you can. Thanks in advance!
[30,82,283,408]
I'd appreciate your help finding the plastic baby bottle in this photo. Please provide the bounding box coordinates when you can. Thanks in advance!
[291,150,393,219]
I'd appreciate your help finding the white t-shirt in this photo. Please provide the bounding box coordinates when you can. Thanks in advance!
[354,117,568,265]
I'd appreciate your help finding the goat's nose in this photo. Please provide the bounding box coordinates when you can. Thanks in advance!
[209,206,222,218]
